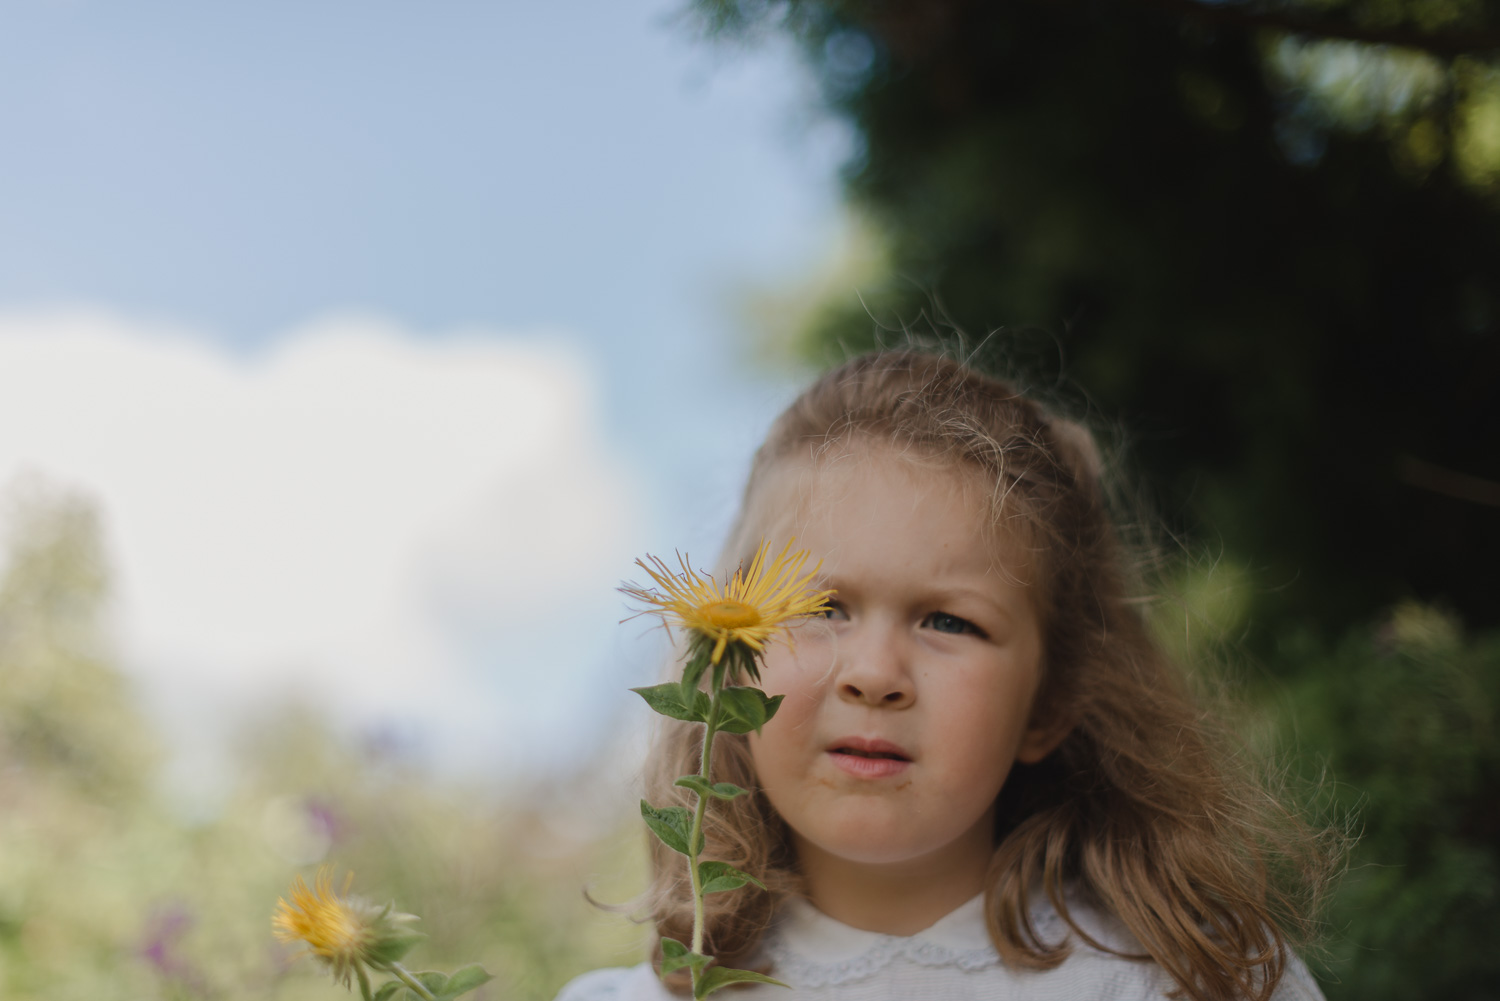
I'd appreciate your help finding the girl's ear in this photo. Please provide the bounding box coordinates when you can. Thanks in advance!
[1015,710,1075,765]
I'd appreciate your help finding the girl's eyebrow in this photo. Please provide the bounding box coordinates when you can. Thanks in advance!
[936,585,1023,619]
[912,578,1034,628]
[811,577,1024,623]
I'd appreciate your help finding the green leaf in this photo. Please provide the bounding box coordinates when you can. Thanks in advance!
[681,642,712,704]
[364,929,425,966]
[374,970,482,1001]
[698,861,765,894]
[641,801,701,855]
[438,965,494,999]
[727,642,761,686]
[660,937,713,976]
[414,972,450,994]
[632,683,712,723]
[695,966,788,998]
[716,687,784,735]
[674,775,748,800]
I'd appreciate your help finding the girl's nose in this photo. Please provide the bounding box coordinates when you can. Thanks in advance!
[834,625,915,709]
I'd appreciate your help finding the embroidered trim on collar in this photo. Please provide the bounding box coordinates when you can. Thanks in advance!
[765,908,1065,988]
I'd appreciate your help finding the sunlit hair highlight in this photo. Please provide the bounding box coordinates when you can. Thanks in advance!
[643,350,1338,1001]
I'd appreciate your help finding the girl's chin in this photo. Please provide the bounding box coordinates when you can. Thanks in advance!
[788,798,1000,870]
[806,838,955,868]
[796,818,946,867]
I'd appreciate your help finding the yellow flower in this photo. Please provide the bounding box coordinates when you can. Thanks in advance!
[273,868,420,988]
[623,539,834,667]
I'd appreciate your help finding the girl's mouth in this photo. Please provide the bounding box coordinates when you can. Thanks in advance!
[827,738,912,778]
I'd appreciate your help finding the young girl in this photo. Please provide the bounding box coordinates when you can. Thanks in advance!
[560,351,1336,1001]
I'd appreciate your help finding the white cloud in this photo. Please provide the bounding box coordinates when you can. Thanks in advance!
[0,310,646,785]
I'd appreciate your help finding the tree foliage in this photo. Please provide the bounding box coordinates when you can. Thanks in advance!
[700,0,1500,635]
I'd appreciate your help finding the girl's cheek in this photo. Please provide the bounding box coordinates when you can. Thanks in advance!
[765,629,830,681]
[770,660,834,711]
[790,625,841,675]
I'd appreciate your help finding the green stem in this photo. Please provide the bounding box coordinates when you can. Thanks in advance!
[356,966,374,1001]
[387,963,437,1001]
[687,691,722,995]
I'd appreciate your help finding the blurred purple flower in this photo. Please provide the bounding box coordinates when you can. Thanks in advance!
[304,796,346,844]
[140,903,206,993]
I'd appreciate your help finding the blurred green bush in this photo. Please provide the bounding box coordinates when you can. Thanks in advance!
[1274,606,1500,1000]
[1150,562,1500,999]
[0,487,646,1001]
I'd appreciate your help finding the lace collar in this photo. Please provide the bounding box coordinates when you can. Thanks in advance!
[764,894,1066,989]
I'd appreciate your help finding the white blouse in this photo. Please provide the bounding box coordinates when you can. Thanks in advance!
[553,894,1326,1001]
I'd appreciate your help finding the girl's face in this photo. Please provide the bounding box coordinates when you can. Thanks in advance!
[749,447,1068,874]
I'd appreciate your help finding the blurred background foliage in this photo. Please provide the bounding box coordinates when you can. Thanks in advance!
[714,0,1500,632]
[706,0,1499,996]
[0,485,647,1000]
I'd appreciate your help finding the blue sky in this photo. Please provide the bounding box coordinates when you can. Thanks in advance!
[0,1,842,343]
[0,0,848,788]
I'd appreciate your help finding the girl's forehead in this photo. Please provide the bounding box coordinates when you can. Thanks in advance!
[748,444,1020,562]
[760,444,976,512]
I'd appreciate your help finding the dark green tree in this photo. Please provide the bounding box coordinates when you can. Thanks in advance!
[700,0,1500,635]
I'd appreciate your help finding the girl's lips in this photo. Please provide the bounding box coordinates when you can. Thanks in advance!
[825,736,913,779]
[828,750,911,778]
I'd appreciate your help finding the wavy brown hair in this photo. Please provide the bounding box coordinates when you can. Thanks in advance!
[643,350,1340,1001]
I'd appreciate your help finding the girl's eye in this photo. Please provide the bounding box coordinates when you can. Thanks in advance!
[922,611,985,637]
[819,601,848,621]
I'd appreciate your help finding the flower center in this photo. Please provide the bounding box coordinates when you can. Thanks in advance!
[701,600,762,630]
[308,905,365,957]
